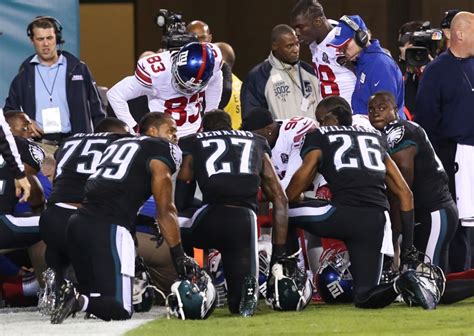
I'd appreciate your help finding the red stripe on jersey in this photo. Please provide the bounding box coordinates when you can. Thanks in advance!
[135,64,152,86]
[195,44,207,82]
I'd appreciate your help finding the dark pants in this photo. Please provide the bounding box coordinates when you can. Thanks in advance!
[181,204,258,314]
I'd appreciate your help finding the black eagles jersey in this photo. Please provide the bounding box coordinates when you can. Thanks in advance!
[80,136,181,231]
[179,129,271,212]
[384,119,452,211]
[0,137,44,214]
[301,125,389,209]
[48,133,128,204]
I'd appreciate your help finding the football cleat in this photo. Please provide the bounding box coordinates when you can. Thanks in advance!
[50,280,81,324]
[395,270,437,310]
[239,275,258,317]
[38,268,57,316]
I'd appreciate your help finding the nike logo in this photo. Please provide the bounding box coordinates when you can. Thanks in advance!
[374,81,380,87]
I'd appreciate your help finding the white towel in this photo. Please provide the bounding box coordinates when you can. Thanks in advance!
[380,211,395,256]
[454,143,474,222]
[115,225,135,277]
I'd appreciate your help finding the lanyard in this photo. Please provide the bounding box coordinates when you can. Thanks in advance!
[279,60,306,96]
[36,64,60,102]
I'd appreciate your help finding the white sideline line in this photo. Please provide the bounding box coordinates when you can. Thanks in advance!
[0,306,166,336]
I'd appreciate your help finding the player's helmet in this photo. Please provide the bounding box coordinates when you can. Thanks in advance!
[167,268,217,320]
[315,247,354,303]
[266,250,312,311]
[401,260,446,307]
[171,42,215,95]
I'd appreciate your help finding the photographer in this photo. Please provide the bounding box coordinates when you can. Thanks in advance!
[106,10,223,137]
[397,21,443,116]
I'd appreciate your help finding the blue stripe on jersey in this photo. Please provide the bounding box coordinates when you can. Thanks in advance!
[433,209,448,266]
[389,140,417,155]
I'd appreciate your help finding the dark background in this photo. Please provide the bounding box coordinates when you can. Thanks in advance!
[80,0,474,87]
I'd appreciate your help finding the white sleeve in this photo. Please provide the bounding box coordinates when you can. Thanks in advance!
[279,148,303,190]
[204,69,223,112]
[106,75,152,130]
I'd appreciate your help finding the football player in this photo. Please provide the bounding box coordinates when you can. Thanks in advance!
[286,105,438,309]
[175,110,288,317]
[107,42,223,137]
[51,112,191,323]
[368,91,474,305]
[291,1,356,105]
[39,117,130,297]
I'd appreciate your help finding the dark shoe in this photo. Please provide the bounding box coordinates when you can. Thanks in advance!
[239,275,258,317]
[50,281,81,324]
[396,270,437,310]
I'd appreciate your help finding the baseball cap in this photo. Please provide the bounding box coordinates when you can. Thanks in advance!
[327,15,368,48]
[440,9,460,29]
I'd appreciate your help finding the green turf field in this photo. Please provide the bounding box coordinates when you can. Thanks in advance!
[128,298,474,336]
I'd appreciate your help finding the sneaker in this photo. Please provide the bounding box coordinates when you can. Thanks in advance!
[395,270,437,310]
[239,275,258,317]
[50,281,81,324]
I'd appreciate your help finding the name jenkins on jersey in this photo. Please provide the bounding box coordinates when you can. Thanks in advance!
[179,129,271,212]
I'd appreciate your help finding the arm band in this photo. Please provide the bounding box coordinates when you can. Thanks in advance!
[400,209,414,251]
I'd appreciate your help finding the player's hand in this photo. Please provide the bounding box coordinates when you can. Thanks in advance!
[174,255,200,280]
[30,120,44,139]
[400,245,419,270]
[15,176,31,203]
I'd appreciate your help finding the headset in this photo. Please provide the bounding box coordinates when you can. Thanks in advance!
[339,15,368,48]
[26,16,64,44]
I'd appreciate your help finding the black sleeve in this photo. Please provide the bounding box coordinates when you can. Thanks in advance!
[82,63,106,127]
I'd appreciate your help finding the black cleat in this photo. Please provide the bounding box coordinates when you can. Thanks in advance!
[396,270,437,310]
[51,281,81,324]
[239,275,258,317]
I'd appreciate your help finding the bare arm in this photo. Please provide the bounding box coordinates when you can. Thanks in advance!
[384,155,413,212]
[286,149,321,202]
[150,159,181,248]
[260,153,288,246]
[390,146,416,188]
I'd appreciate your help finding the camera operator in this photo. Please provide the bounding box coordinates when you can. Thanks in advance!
[397,21,442,116]
[106,10,223,137]
[440,9,461,52]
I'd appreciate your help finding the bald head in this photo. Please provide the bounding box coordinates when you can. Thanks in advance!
[186,20,212,42]
[450,11,474,57]
[215,42,236,68]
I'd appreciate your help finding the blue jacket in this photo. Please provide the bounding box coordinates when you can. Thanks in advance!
[415,50,474,147]
[4,51,105,134]
[352,40,405,119]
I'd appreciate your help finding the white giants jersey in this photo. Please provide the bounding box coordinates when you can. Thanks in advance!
[272,116,316,189]
[108,43,223,138]
[309,29,356,106]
